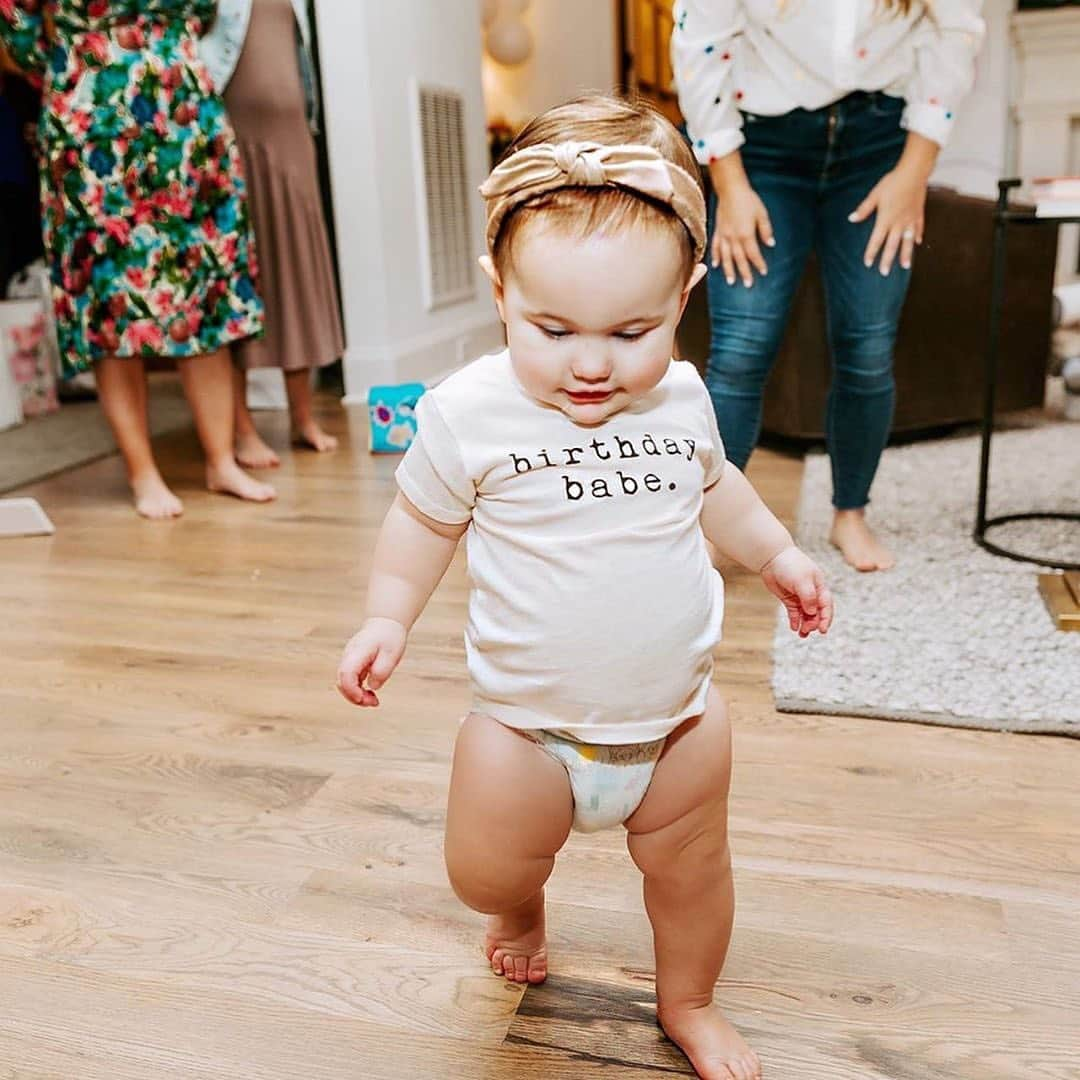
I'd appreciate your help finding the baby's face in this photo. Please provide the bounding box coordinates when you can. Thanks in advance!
[484,224,706,427]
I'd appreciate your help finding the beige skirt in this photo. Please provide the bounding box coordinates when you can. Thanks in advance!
[224,0,344,372]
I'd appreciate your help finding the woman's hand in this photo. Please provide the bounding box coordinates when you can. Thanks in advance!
[709,152,774,288]
[849,132,939,276]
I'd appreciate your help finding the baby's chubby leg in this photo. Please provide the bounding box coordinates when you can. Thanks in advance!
[445,714,572,984]
[625,692,762,1080]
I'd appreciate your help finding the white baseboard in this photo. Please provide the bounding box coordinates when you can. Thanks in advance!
[341,316,504,404]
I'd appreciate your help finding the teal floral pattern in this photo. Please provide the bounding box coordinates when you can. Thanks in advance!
[0,1,263,375]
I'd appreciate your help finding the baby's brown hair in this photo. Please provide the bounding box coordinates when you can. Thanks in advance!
[489,94,705,283]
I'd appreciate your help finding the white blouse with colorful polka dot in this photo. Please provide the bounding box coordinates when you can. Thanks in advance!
[672,0,985,165]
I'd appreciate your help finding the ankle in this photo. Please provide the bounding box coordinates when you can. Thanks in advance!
[832,507,867,523]
[468,886,544,920]
[128,464,164,486]
[657,995,714,1022]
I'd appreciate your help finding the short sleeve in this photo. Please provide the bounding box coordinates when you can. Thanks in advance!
[394,392,475,526]
[696,375,726,488]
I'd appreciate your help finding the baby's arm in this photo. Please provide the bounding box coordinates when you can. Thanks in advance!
[337,493,468,707]
[701,467,833,638]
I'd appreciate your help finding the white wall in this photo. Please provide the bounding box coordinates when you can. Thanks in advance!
[1010,5,1080,285]
[482,0,618,127]
[315,0,505,399]
[932,0,1013,199]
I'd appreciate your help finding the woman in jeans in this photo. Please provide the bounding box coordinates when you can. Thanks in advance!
[673,0,984,570]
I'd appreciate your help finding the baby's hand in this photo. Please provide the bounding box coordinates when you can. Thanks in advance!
[336,617,408,707]
[760,546,833,638]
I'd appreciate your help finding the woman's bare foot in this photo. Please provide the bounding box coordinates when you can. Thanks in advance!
[292,420,338,453]
[206,460,277,503]
[131,470,183,520]
[829,509,895,572]
[658,1002,762,1080]
[484,889,548,985]
[235,431,281,470]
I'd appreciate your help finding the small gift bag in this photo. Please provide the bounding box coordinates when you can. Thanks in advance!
[0,325,22,431]
[0,299,59,419]
[367,382,426,453]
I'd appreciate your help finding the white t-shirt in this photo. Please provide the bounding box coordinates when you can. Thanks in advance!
[672,0,985,162]
[395,350,726,744]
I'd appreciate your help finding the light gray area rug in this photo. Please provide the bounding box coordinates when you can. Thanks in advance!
[0,376,190,494]
[772,423,1080,736]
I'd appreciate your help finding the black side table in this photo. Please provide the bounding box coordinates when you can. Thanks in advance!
[975,178,1080,571]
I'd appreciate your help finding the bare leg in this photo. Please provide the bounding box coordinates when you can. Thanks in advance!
[829,507,895,572]
[626,692,762,1080]
[445,714,572,984]
[232,366,281,469]
[286,368,337,452]
[94,355,182,519]
[177,349,276,503]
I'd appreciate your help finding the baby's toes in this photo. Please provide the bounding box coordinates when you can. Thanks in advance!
[735,1055,761,1080]
[705,1063,737,1080]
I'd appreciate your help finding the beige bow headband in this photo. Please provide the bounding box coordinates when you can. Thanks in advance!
[479,141,707,264]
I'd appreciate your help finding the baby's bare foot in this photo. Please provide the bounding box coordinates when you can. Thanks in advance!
[132,471,183,520]
[829,509,895,572]
[292,421,338,453]
[484,890,548,985]
[659,1003,762,1080]
[235,431,281,470]
[206,460,277,504]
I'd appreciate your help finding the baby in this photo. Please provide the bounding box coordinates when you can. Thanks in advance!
[338,94,832,1080]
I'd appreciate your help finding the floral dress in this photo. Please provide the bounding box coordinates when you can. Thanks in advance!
[0,0,263,376]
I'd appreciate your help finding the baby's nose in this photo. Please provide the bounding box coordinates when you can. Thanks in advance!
[570,344,613,382]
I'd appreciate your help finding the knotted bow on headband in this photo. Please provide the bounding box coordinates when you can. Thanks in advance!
[479,141,707,264]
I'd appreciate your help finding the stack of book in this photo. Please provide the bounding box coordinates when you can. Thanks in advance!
[1031,176,1080,218]
[1040,572,1080,632]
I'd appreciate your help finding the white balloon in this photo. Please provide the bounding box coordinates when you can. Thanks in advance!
[481,0,500,29]
[486,18,533,66]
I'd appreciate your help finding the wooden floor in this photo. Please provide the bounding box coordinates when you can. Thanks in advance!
[1,396,1078,1080]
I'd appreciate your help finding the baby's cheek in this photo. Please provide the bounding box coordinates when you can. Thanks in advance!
[625,351,673,396]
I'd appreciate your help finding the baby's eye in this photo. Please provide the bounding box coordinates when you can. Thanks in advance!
[540,326,571,339]
[614,330,646,341]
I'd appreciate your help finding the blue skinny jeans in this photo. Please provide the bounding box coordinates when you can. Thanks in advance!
[705,90,912,510]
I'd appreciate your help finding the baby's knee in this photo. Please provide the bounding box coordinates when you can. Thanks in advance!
[445,846,552,915]
[631,818,732,883]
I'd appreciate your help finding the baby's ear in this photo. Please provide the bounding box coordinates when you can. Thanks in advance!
[478,254,499,288]
[677,262,708,320]
[685,262,708,294]
[478,255,506,320]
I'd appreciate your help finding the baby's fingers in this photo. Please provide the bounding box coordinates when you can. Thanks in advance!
[337,644,378,706]
[817,579,834,634]
[795,574,820,618]
[366,645,401,692]
[337,664,370,705]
